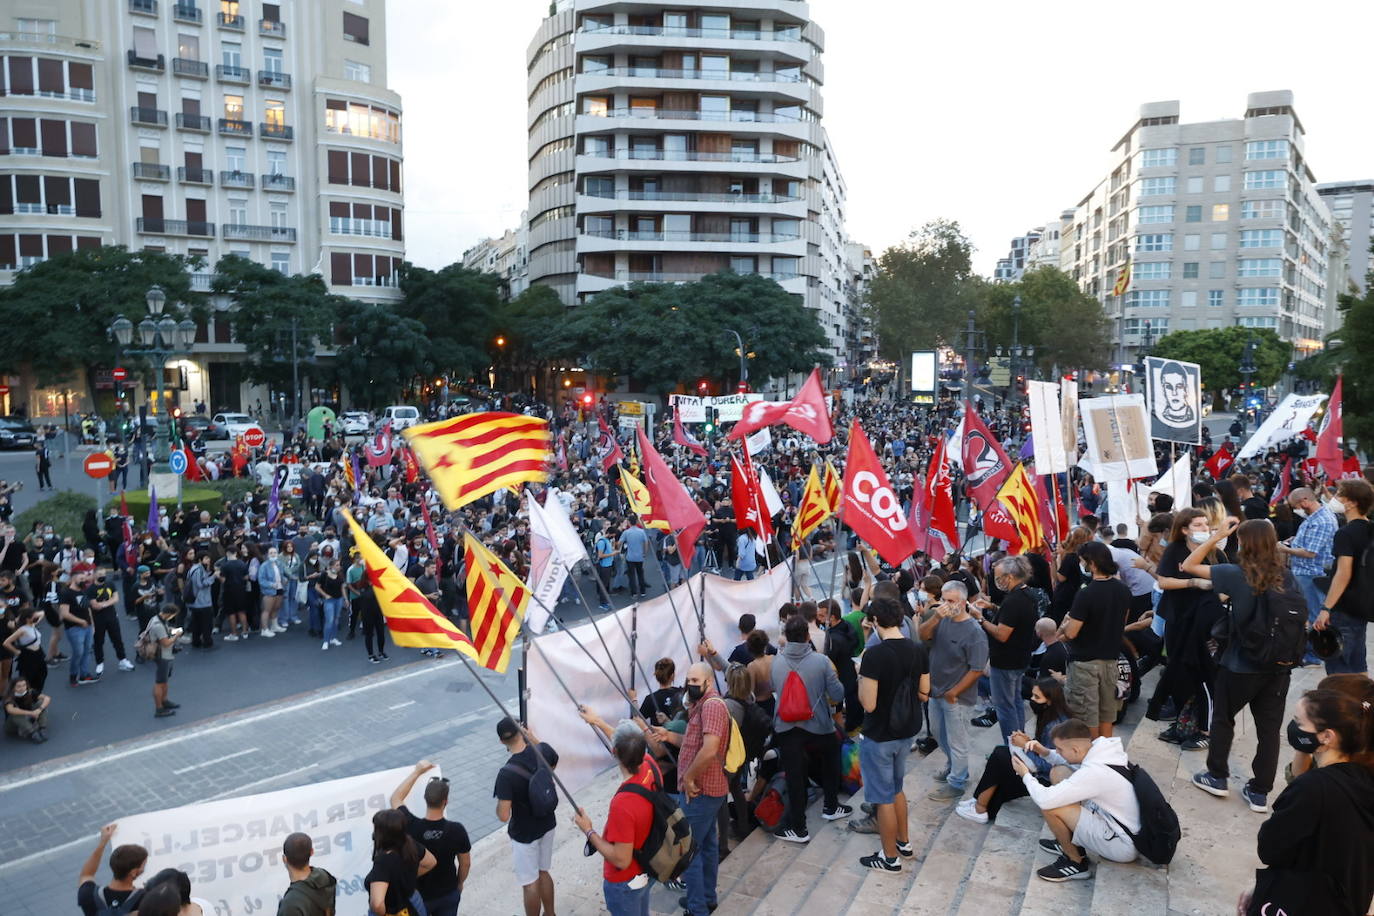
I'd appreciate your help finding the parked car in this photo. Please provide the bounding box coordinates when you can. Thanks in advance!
[0,418,37,450]
[180,414,212,438]
[208,412,259,440]
[379,405,421,431]
[340,411,372,435]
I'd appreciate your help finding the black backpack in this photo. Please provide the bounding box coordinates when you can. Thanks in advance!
[616,767,697,882]
[1107,763,1180,865]
[502,760,559,819]
[1234,575,1309,670]
[724,696,770,762]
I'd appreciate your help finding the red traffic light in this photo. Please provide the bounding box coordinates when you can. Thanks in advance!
[737,382,748,393]
[580,393,593,407]
[697,379,709,393]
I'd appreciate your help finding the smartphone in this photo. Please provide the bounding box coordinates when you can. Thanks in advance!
[1010,745,1036,770]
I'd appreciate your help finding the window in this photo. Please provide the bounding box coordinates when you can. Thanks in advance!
[1215,145,1233,163]
[1186,205,1202,223]
[1124,318,1168,335]
[178,33,201,60]
[344,60,371,82]
[1141,148,1178,168]
[1181,291,1198,307]
[222,41,242,68]
[343,12,369,45]
[223,94,243,119]
[262,48,283,74]
[583,135,610,156]
[1184,234,1200,251]
[225,145,246,171]
[266,149,286,175]
[1128,289,1169,308]
[1210,232,1227,250]
[772,256,800,278]
[1182,261,1199,278]
[271,252,290,274]
[1214,175,1231,193]
[1245,139,1288,160]
[133,26,158,59]
[264,99,285,129]
[17,18,56,37]
[1209,261,1226,279]
[1188,147,1206,165]
[1241,200,1284,220]
[1135,261,1171,280]
[582,176,612,197]
[1244,170,1285,190]
[1238,258,1282,277]
[1208,289,1224,307]
[582,96,609,116]
[228,198,247,225]
[1139,177,1175,197]
[1186,177,1203,194]
[269,201,287,227]
[1238,287,1280,306]
[1238,316,1278,329]
[730,256,756,274]
[1137,205,1174,224]
[1212,204,1229,221]
[1136,233,1172,252]
[1240,229,1283,248]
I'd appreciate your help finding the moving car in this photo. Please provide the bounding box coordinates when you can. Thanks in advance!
[208,412,258,440]
[180,415,212,438]
[340,411,372,435]
[0,417,37,449]
[379,405,421,431]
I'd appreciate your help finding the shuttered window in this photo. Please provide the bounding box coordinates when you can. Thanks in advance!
[48,235,73,256]
[186,198,206,222]
[389,160,401,193]
[327,150,347,184]
[73,179,100,217]
[71,121,97,157]
[40,119,67,157]
[8,57,33,95]
[331,252,352,285]
[0,179,11,215]
[142,194,163,220]
[391,208,402,241]
[350,152,368,187]
[371,155,387,190]
[0,235,13,267]
[11,117,37,150]
[69,62,94,92]
[15,175,40,205]
[37,58,64,94]
[44,176,71,209]
[342,12,369,45]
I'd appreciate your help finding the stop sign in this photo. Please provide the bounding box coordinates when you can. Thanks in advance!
[84,453,115,478]
[111,367,128,382]
[242,426,266,449]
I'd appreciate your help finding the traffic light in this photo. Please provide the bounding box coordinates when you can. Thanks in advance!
[580,393,593,408]
[697,379,709,394]
[737,381,748,393]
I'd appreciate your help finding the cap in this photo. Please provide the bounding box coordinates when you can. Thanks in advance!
[496,715,521,741]
[137,565,150,574]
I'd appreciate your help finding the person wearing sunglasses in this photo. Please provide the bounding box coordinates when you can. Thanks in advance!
[390,761,471,916]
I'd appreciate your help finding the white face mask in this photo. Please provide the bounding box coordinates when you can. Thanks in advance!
[1158,538,1168,547]
[916,590,929,602]
[1328,499,1347,516]
[1189,531,1211,544]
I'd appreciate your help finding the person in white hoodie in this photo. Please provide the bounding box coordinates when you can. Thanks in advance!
[1010,718,1140,882]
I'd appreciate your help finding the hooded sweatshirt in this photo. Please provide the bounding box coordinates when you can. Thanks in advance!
[1256,762,1374,916]
[1018,736,1141,835]
[770,641,843,736]
[277,866,337,916]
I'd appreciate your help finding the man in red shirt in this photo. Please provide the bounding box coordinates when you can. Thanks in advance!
[673,662,729,916]
[574,729,659,915]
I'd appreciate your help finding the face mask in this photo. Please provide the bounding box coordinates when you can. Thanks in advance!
[1080,562,1091,578]
[13,690,27,698]
[1286,719,1320,754]
[684,683,704,703]
[1293,508,1307,519]
[1328,499,1347,515]
[1188,531,1210,545]
[1158,538,1168,548]
[1028,699,1048,714]
[916,590,929,602]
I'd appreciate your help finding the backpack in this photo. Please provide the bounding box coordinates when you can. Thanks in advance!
[1234,575,1309,670]
[134,621,160,662]
[753,772,789,830]
[724,696,770,762]
[1106,763,1180,865]
[90,886,134,916]
[776,656,816,723]
[707,698,746,775]
[502,759,559,819]
[1350,520,1374,623]
[616,767,696,882]
[886,655,925,739]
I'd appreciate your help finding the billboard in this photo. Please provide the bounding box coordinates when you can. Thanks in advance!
[910,351,937,393]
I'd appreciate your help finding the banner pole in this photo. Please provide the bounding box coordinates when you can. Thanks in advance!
[518,620,613,754]
[824,505,843,603]
[562,553,664,720]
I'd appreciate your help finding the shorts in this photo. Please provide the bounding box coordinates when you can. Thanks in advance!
[858,736,910,805]
[510,828,554,886]
[1071,802,1138,863]
[1066,659,1119,726]
[155,658,173,684]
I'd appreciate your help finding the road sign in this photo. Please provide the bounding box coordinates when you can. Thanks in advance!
[168,449,188,475]
[0,385,9,396]
[242,426,266,449]
[83,453,114,479]
[112,367,128,382]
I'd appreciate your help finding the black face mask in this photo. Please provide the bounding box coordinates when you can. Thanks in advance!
[684,683,704,703]
[1286,719,1320,754]
[1028,699,1049,714]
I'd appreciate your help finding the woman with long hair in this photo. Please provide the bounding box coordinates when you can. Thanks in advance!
[1182,518,1291,813]
[366,808,436,916]
[1049,527,1092,624]
[955,678,1072,825]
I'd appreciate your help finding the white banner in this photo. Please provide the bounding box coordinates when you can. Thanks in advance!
[1236,393,1328,459]
[1137,453,1193,520]
[744,426,772,456]
[709,392,765,422]
[1060,379,1080,468]
[111,766,430,916]
[669,395,706,423]
[1107,479,1139,540]
[1079,394,1157,483]
[1026,380,1067,474]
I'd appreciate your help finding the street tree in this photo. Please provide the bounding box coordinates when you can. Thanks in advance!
[213,255,340,391]
[867,219,982,358]
[1295,253,1374,447]
[491,285,569,393]
[331,301,434,407]
[396,263,500,380]
[1150,325,1289,409]
[977,267,1113,374]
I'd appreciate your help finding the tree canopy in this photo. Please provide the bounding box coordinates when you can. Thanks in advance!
[214,255,341,389]
[867,219,982,358]
[1295,250,1374,447]
[396,263,501,379]
[331,300,435,407]
[975,267,1113,374]
[1151,325,1290,405]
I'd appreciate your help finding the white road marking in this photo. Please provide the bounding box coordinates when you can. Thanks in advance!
[388,700,417,710]
[171,747,259,775]
[209,762,318,799]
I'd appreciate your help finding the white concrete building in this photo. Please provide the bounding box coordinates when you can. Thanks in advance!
[1317,180,1373,299]
[993,227,1043,282]
[462,221,529,300]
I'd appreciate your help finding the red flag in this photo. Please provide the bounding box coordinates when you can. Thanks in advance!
[366,421,394,468]
[182,444,203,482]
[730,453,773,539]
[1270,457,1293,507]
[983,500,1023,551]
[727,368,834,444]
[419,490,442,575]
[960,401,1013,511]
[400,446,420,484]
[1034,473,1067,546]
[119,490,129,518]
[598,415,624,471]
[1316,376,1344,481]
[840,421,918,566]
[920,437,960,561]
[673,407,708,458]
[1342,455,1362,479]
[635,427,707,564]
[1301,456,1321,482]
[1204,441,1236,480]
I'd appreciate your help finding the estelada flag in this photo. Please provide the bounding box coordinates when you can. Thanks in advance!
[727,368,834,444]
[464,533,529,674]
[342,509,484,662]
[341,447,356,489]
[792,464,830,543]
[840,420,918,566]
[961,401,1013,512]
[992,463,1045,552]
[823,459,841,513]
[619,467,670,532]
[730,452,772,539]
[1111,259,1132,297]
[637,427,707,563]
[403,412,551,510]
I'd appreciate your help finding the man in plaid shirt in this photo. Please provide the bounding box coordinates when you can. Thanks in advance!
[1280,488,1337,664]
[675,662,730,916]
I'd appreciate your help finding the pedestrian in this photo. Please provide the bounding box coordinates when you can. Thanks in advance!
[277,832,337,916]
[969,556,1041,745]
[1278,487,1337,666]
[365,809,436,916]
[493,715,559,916]
[734,529,758,581]
[186,553,217,650]
[573,725,660,916]
[594,524,616,609]
[87,567,132,675]
[390,761,472,916]
[147,603,182,719]
[316,558,345,651]
[4,606,46,693]
[218,546,251,641]
[618,519,650,597]
[258,545,285,637]
[670,662,729,916]
[76,823,147,916]
[60,563,98,685]
[918,579,989,802]
[34,441,52,491]
[1061,542,1129,738]
[3,675,50,742]
[1316,479,1373,675]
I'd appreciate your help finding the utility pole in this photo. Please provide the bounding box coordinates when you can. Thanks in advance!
[291,316,300,434]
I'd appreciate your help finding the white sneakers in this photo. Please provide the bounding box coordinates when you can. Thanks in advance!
[224,634,239,642]
[955,799,988,824]
[272,624,287,634]
[259,630,275,639]
[321,641,329,651]
[117,659,135,671]
[330,638,342,647]
[95,663,105,675]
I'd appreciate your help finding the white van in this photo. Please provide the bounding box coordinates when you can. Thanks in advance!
[379,405,421,430]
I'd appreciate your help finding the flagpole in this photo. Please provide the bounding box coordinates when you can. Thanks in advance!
[517,619,613,754]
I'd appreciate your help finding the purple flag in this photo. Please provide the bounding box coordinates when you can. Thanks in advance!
[1019,434,1035,461]
[266,464,288,527]
[351,451,364,504]
[147,485,160,538]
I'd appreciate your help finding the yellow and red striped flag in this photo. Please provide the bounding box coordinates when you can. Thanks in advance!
[992,462,1046,553]
[1111,259,1132,298]
[464,533,529,673]
[341,509,483,660]
[619,467,670,532]
[341,447,356,490]
[402,412,551,510]
[792,463,830,543]
[823,459,841,514]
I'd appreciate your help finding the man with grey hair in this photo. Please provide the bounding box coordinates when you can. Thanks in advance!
[573,724,660,915]
[970,556,1041,745]
[918,580,988,801]
[1279,487,1337,666]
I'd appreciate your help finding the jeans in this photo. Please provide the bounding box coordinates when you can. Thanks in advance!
[423,889,459,916]
[929,696,972,790]
[603,877,652,916]
[679,791,726,916]
[625,560,646,595]
[1325,610,1368,674]
[322,598,342,642]
[776,727,841,832]
[66,626,94,680]
[1205,667,1291,794]
[308,587,323,634]
[277,586,296,628]
[733,566,756,581]
[988,666,1027,746]
[1293,573,1326,663]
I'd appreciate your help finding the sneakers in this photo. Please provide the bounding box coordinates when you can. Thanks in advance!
[155,707,176,718]
[927,784,963,801]
[272,624,288,633]
[1192,771,1229,798]
[913,736,939,756]
[117,658,135,671]
[1037,854,1092,882]
[847,815,878,834]
[321,642,329,651]
[95,662,105,675]
[259,630,275,639]
[1242,782,1270,813]
[954,798,988,824]
[79,674,100,685]
[369,655,381,664]
[933,766,950,782]
[663,879,686,892]
[971,709,998,728]
[1038,839,1086,858]
[895,839,915,858]
[676,896,716,913]
[224,634,240,642]
[822,804,853,821]
[859,852,901,872]
[1157,722,1187,744]
[774,828,810,844]
[162,701,180,709]
[330,638,343,646]
[378,651,389,660]
[1181,734,1210,751]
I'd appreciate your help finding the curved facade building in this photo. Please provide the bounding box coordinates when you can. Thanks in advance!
[524,0,852,359]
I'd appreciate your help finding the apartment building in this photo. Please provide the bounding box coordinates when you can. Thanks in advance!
[1060,91,1334,365]
[1317,180,1373,299]
[0,0,403,414]
[462,222,529,300]
[522,0,861,363]
[993,227,1043,282]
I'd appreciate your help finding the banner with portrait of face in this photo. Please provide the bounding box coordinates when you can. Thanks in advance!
[1146,356,1202,445]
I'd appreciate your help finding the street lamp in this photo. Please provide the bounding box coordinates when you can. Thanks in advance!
[106,285,197,461]
[724,328,748,390]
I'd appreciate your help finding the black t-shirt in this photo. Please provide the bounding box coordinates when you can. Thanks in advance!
[78,880,133,916]
[987,586,1041,670]
[1029,640,1069,680]
[85,582,118,614]
[493,743,560,843]
[1067,578,1130,661]
[1331,520,1373,618]
[60,586,91,627]
[1241,495,1270,520]
[219,558,249,590]
[639,687,684,723]
[727,641,775,666]
[364,849,417,913]
[858,636,928,742]
[0,585,20,613]
[400,807,471,899]
[318,570,344,599]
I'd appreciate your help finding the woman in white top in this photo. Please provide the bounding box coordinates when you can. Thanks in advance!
[3,608,47,692]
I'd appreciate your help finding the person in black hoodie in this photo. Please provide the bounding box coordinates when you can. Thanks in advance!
[1242,684,1374,916]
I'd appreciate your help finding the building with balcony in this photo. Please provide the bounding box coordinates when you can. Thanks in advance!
[992,227,1043,283]
[522,0,862,364]
[1317,180,1374,300]
[462,222,530,301]
[0,0,404,415]
[1059,91,1337,365]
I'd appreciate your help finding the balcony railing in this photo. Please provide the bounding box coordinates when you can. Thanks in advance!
[173,3,203,24]
[580,24,803,41]
[257,70,291,89]
[582,148,802,164]
[132,162,171,181]
[585,108,801,123]
[582,189,802,204]
[218,11,244,29]
[223,224,297,242]
[261,173,295,191]
[175,112,211,132]
[219,169,254,188]
[329,217,393,237]
[130,106,168,127]
[189,271,214,290]
[589,66,802,83]
[126,49,165,71]
[136,217,215,237]
[218,117,252,136]
[581,229,801,243]
[584,269,800,283]
[215,63,250,83]
[172,57,209,78]
[259,123,293,140]
[130,0,157,15]
[177,166,213,184]
[259,18,286,37]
